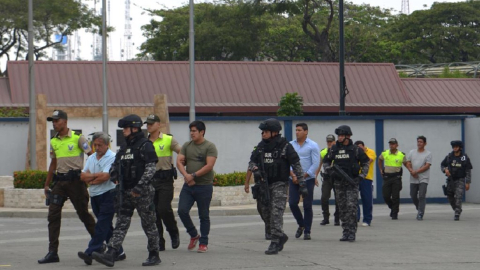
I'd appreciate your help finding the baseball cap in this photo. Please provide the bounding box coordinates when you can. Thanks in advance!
[388,138,398,144]
[326,134,335,142]
[144,114,160,124]
[47,110,68,121]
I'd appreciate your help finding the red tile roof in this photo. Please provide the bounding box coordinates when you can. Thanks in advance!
[2,61,479,114]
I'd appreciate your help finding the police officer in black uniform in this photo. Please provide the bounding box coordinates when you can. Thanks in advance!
[323,125,369,242]
[92,114,161,267]
[440,140,473,221]
[249,118,308,255]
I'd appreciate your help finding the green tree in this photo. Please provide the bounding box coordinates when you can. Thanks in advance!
[389,1,480,63]
[277,92,303,116]
[0,0,103,65]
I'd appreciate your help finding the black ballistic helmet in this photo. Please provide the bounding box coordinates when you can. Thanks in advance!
[335,125,352,136]
[450,140,463,148]
[118,114,143,128]
[259,118,282,132]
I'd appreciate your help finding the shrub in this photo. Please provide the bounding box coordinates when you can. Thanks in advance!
[13,170,48,189]
[213,171,247,186]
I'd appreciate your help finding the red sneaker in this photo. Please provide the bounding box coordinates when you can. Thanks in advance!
[197,244,208,253]
[188,235,200,251]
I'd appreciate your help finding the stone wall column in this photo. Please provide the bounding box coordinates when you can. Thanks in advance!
[153,94,170,134]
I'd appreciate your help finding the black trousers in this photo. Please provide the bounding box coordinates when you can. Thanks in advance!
[153,178,179,240]
[382,175,402,214]
[320,177,339,221]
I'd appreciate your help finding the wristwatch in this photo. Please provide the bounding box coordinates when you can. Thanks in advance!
[191,172,197,178]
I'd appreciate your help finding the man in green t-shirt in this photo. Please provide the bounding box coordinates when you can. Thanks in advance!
[176,121,218,253]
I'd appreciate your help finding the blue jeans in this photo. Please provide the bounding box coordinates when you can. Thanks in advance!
[85,189,123,255]
[357,179,373,224]
[177,184,213,245]
[288,179,315,233]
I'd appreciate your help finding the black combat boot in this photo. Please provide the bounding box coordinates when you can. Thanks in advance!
[334,219,340,226]
[38,251,60,264]
[159,237,166,251]
[454,214,460,221]
[320,219,329,225]
[142,250,161,266]
[348,234,356,242]
[278,233,289,251]
[92,248,116,267]
[392,212,398,220]
[170,232,180,249]
[339,232,349,241]
[265,242,280,255]
[265,233,272,240]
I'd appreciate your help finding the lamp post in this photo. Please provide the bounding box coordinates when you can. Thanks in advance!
[339,0,346,116]
[102,0,108,132]
[28,0,36,169]
[189,0,195,123]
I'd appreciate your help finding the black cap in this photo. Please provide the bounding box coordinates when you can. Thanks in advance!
[47,110,68,121]
[326,134,335,142]
[388,138,398,144]
[144,114,160,124]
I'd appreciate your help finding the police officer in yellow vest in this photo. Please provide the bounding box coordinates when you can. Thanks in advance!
[378,138,407,220]
[39,110,96,264]
[145,114,181,251]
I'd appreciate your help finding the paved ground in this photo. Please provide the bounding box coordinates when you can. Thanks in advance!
[1,203,479,270]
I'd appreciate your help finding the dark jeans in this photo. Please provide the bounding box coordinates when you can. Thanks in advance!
[85,189,123,255]
[382,176,402,214]
[357,179,373,224]
[288,179,315,233]
[410,183,428,215]
[177,183,213,245]
[153,178,179,240]
[320,177,339,221]
[48,180,95,252]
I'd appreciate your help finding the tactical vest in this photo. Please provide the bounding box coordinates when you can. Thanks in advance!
[50,130,83,158]
[119,137,150,190]
[447,153,470,179]
[259,138,290,183]
[153,134,173,157]
[330,143,360,178]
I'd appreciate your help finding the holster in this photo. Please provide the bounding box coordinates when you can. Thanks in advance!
[251,184,260,200]
[442,185,448,196]
[51,194,67,206]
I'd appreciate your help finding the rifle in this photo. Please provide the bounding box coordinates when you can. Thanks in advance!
[332,164,356,186]
[258,150,270,206]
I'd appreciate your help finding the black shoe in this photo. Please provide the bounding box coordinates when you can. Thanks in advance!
[115,251,126,261]
[392,213,398,220]
[320,219,329,226]
[265,242,279,255]
[38,251,59,264]
[171,233,180,249]
[265,233,272,240]
[142,251,161,266]
[278,234,288,251]
[348,234,356,242]
[454,214,460,221]
[295,227,304,238]
[416,214,423,220]
[304,233,311,240]
[78,251,92,265]
[92,248,116,267]
[390,210,393,217]
[339,234,349,241]
[334,220,340,226]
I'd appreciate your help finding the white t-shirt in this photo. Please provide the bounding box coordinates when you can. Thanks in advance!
[406,149,432,184]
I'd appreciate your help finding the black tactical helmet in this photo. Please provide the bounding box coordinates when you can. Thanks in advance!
[450,140,463,148]
[335,125,352,136]
[259,118,282,132]
[118,114,143,128]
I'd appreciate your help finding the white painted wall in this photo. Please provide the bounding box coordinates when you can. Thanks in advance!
[384,119,462,199]
[465,118,480,203]
[0,121,28,175]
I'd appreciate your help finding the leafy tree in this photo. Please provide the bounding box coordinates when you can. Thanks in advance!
[277,92,303,116]
[0,0,103,67]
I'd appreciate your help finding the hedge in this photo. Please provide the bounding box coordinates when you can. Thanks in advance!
[213,171,247,187]
[13,170,48,189]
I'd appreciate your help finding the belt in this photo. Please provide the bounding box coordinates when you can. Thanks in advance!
[384,172,401,177]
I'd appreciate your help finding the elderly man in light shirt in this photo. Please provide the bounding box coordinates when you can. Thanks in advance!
[77,132,124,265]
[289,123,320,240]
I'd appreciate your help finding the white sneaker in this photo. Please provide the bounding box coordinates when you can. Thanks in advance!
[361,222,370,227]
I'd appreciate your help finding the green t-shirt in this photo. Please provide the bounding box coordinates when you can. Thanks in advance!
[180,139,218,185]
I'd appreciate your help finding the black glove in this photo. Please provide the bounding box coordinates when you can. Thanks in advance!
[298,182,308,198]
[353,176,363,186]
